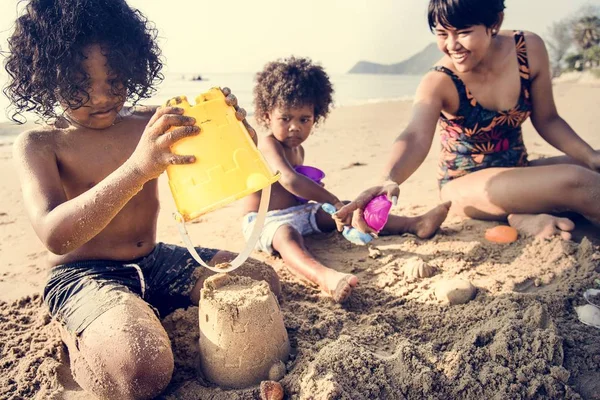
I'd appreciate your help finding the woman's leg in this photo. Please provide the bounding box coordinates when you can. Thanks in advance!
[272,223,358,303]
[440,164,600,238]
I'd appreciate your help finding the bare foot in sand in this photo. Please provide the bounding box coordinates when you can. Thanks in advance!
[410,201,451,239]
[320,271,358,303]
[508,213,575,240]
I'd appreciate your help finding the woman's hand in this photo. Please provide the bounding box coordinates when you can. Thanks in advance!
[221,87,257,145]
[333,181,399,233]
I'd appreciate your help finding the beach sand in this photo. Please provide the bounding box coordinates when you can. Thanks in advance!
[1,80,600,399]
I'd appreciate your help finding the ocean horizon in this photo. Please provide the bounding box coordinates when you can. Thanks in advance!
[0,72,422,134]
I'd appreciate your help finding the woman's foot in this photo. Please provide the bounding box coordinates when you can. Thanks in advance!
[410,201,451,239]
[508,213,575,240]
[320,271,358,303]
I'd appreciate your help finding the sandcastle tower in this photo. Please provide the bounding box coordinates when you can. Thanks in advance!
[198,275,290,389]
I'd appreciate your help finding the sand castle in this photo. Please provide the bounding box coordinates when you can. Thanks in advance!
[198,275,290,389]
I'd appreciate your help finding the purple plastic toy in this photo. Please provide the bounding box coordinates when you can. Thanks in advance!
[294,165,325,203]
[363,195,392,232]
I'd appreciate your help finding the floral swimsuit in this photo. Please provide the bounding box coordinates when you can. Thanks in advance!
[435,31,533,187]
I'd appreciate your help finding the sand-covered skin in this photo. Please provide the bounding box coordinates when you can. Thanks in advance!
[1,81,600,399]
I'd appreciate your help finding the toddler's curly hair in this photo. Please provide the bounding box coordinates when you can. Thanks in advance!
[253,56,334,129]
[3,0,163,123]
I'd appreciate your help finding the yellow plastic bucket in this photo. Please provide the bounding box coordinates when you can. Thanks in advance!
[165,89,279,273]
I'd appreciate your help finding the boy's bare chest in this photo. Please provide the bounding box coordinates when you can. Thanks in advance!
[56,124,144,193]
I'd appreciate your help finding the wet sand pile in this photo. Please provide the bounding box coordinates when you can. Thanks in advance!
[198,275,289,388]
[1,231,599,399]
[154,229,600,399]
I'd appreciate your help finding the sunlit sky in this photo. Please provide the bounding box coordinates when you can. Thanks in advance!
[0,0,599,74]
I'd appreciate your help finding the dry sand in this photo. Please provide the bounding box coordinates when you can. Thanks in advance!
[1,80,600,399]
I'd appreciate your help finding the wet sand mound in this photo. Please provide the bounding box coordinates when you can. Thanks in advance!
[198,275,290,389]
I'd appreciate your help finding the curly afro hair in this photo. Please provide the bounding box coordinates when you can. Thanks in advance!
[3,0,164,123]
[253,56,334,129]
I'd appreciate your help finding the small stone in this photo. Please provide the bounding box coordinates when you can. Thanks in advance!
[368,246,382,259]
[435,279,476,305]
[268,360,286,381]
[260,380,284,400]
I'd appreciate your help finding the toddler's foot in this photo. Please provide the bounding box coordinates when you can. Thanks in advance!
[321,271,358,303]
[508,213,574,240]
[411,201,451,239]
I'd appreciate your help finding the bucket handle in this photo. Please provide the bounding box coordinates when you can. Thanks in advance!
[174,184,271,273]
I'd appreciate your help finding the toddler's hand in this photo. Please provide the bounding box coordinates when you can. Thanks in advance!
[221,87,257,145]
[129,106,199,180]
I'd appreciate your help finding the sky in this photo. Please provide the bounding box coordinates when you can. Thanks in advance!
[0,0,599,75]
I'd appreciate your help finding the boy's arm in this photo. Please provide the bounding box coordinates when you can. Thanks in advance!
[261,135,342,207]
[14,107,198,255]
[526,32,597,168]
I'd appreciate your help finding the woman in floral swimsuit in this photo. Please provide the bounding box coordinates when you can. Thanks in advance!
[337,0,600,240]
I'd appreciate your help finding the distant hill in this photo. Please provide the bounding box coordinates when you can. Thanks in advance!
[348,43,441,75]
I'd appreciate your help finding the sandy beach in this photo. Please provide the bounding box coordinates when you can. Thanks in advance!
[1,79,600,399]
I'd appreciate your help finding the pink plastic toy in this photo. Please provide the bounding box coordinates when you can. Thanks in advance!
[294,165,325,203]
[363,195,392,232]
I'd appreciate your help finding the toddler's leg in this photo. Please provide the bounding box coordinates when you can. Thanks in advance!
[380,202,451,238]
[63,294,173,400]
[315,199,449,239]
[272,224,358,303]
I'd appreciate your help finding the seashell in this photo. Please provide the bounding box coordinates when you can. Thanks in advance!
[583,288,600,308]
[402,258,437,278]
[260,380,284,400]
[485,225,518,244]
[575,304,600,329]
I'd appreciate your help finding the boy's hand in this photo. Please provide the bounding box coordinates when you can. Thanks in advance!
[129,106,200,180]
[333,182,399,233]
[221,87,257,145]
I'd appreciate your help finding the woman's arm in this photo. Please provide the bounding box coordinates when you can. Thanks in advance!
[334,72,446,231]
[383,73,445,184]
[527,32,597,167]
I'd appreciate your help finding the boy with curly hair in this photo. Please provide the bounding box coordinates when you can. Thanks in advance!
[244,57,450,303]
[5,0,279,398]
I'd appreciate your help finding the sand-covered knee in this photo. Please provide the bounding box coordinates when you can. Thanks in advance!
[198,274,290,389]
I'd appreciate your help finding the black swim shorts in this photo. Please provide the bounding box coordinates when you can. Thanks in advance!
[43,242,219,335]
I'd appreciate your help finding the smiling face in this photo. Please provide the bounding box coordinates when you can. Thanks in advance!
[267,104,315,148]
[434,24,495,73]
[62,44,126,129]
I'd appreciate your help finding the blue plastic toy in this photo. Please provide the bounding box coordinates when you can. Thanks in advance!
[321,203,373,245]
